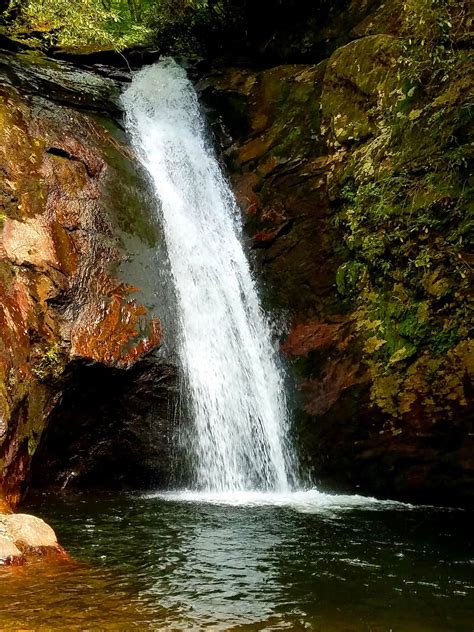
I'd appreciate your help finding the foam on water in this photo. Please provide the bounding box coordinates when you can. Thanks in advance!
[143,489,413,512]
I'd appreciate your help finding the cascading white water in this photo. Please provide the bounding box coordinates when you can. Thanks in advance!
[122,59,295,493]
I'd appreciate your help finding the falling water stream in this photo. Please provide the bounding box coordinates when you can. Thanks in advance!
[122,60,293,494]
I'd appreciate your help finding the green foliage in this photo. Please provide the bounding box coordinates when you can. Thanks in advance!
[3,0,153,49]
[2,0,257,53]
[336,261,366,297]
[331,6,473,419]
[2,0,357,57]
[144,0,334,58]
[142,0,261,56]
[144,0,210,55]
[399,0,471,83]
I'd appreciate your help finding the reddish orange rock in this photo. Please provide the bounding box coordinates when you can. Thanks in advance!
[0,495,12,514]
[300,360,362,416]
[71,295,163,368]
[281,321,343,358]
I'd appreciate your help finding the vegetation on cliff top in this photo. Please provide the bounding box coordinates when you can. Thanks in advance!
[2,0,154,49]
[2,0,363,58]
[1,0,244,50]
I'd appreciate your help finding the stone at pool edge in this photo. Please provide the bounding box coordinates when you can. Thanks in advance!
[0,513,67,565]
[0,536,23,565]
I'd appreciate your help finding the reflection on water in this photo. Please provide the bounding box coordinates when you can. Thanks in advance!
[0,492,472,631]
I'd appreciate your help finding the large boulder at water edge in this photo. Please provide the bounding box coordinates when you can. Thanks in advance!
[0,512,65,565]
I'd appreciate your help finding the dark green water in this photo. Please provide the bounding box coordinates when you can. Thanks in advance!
[0,492,472,631]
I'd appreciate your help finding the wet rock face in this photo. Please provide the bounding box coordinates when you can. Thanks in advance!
[31,359,177,491]
[0,55,176,505]
[202,21,473,506]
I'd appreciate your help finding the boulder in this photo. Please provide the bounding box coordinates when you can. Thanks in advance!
[0,512,65,564]
[0,535,23,565]
[2,513,58,549]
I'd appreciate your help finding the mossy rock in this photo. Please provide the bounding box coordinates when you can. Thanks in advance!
[321,34,401,144]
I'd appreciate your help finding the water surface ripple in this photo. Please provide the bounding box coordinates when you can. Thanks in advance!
[1,493,471,631]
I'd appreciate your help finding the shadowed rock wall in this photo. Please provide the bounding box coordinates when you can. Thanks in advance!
[200,3,473,506]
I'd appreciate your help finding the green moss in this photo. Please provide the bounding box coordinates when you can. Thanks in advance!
[326,17,472,422]
[27,433,40,457]
[272,126,305,160]
[212,8,472,431]
[336,261,366,297]
[431,326,462,355]
[23,382,49,461]
[31,343,65,382]
[250,65,324,164]
[94,116,160,250]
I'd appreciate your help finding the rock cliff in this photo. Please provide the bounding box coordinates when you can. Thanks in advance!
[201,1,473,505]
[0,51,176,506]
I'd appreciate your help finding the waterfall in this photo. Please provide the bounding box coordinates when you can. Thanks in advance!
[122,60,295,494]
